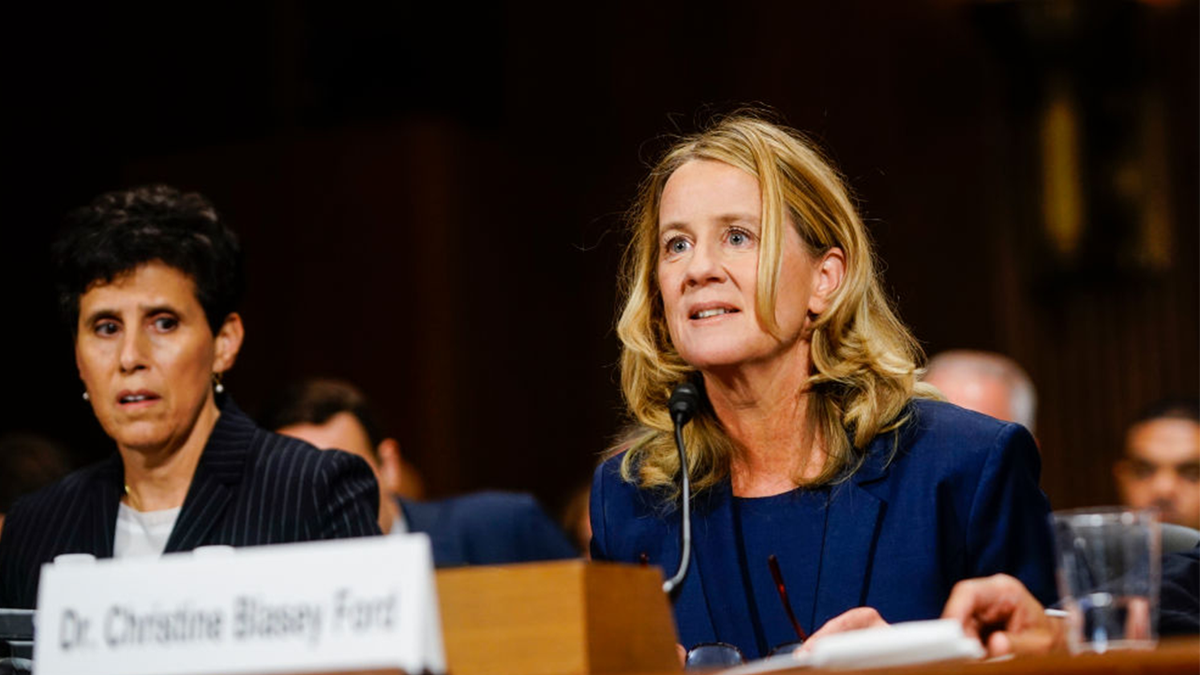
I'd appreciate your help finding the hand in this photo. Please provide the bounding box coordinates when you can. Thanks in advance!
[941,574,1066,657]
[797,607,888,652]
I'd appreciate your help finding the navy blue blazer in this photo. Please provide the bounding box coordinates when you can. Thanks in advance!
[1161,545,1199,636]
[590,399,1057,652]
[0,398,381,609]
[401,492,578,567]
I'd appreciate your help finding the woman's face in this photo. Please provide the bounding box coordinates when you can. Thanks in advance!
[656,159,840,372]
[75,261,242,454]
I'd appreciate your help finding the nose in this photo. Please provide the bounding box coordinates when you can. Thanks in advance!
[1147,469,1180,500]
[684,240,726,287]
[118,329,149,373]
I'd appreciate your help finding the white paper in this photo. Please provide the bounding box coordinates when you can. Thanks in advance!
[718,619,985,674]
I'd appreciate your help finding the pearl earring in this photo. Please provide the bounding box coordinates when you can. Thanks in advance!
[82,391,90,401]
[213,373,225,394]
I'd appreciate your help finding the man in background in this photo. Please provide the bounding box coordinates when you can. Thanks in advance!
[924,350,1037,432]
[260,378,578,566]
[1114,398,1200,530]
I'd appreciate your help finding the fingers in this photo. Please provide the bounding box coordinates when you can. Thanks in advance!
[799,607,887,652]
[985,631,1014,657]
[819,606,888,634]
[942,574,1066,658]
[1003,624,1060,658]
[943,574,1043,633]
[942,574,1026,624]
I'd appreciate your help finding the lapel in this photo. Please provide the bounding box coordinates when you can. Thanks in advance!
[86,455,124,558]
[688,409,918,639]
[400,498,463,566]
[689,480,754,647]
[811,430,903,627]
[164,397,253,553]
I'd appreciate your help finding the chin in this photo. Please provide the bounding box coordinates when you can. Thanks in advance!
[110,426,172,453]
[680,350,758,371]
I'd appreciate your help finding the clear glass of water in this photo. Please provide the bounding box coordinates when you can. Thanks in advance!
[1051,507,1161,653]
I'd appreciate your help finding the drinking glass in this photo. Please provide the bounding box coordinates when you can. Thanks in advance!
[1051,507,1160,653]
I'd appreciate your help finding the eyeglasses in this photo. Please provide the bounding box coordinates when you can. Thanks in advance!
[685,639,806,669]
[683,554,809,669]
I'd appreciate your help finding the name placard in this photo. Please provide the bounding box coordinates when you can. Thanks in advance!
[34,535,444,675]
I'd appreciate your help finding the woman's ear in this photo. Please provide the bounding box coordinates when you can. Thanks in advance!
[212,312,245,374]
[808,247,846,316]
[376,438,404,496]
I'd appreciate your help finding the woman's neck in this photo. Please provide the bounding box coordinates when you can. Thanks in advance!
[379,493,400,534]
[118,398,221,512]
[703,352,827,498]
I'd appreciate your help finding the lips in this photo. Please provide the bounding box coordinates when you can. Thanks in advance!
[117,389,161,406]
[688,302,740,320]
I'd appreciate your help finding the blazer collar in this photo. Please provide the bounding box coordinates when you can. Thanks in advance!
[164,396,254,552]
[399,497,466,567]
[690,420,909,643]
[87,455,124,558]
[811,420,917,626]
[689,480,749,647]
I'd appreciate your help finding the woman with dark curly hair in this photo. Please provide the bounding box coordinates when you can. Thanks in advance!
[590,114,1056,662]
[0,186,380,609]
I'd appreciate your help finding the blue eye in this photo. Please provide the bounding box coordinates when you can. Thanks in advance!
[153,316,179,331]
[727,229,753,247]
[665,237,691,255]
[94,321,119,336]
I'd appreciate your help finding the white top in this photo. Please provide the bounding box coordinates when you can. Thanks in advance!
[113,502,181,559]
[390,503,408,535]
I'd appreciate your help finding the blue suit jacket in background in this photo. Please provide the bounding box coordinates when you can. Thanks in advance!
[590,399,1057,653]
[400,492,578,567]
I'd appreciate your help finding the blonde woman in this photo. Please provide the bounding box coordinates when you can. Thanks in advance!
[589,114,1055,661]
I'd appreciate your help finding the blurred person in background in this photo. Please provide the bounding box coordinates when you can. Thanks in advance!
[0,433,73,536]
[262,378,579,567]
[923,350,1037,433]
[0,186,380,609]
[1114,398,1200,530]
[560,480,592,558]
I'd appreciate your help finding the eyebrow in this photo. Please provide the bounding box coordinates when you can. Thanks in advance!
[80,309,119,327]
[140,304,180,316]
[80,303,181,327]
[659,213,760,232]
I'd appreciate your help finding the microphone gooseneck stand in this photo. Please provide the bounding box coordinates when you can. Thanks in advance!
[662,382,700,595]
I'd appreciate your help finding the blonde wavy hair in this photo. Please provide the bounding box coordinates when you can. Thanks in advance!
[615,113,937,499]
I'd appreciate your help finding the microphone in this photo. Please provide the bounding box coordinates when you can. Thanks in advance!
[668,381,701,427]
[662,381,700,595]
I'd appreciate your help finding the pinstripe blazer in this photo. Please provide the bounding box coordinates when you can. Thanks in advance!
[0,397,382,609]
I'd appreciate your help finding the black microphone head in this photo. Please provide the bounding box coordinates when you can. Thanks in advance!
[668,381,702,426]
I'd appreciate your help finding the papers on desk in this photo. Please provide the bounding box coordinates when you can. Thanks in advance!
[719,619,986,674]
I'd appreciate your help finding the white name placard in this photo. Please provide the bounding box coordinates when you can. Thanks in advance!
[34,535,444,675]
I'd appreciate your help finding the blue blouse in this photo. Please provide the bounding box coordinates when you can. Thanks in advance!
[731,489,829,658]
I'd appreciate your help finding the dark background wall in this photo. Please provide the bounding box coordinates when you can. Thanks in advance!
[3,0,1196,519]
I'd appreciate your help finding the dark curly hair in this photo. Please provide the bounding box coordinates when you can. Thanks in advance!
[52,185,246,334]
